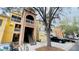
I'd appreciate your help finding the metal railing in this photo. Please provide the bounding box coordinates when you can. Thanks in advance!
[12,18,21,22]
[26,19,34,24]
[14,28,20,31]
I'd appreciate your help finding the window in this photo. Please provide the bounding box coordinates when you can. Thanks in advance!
[0,19,2,26]
[14,24,21,31]
[26,15,34,24]
[12,15,21,22]
[12,34,19,42]
[26,15,34,21]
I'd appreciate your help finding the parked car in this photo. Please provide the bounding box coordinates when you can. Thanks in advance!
[50,36,75,43]
[51,36,66,43]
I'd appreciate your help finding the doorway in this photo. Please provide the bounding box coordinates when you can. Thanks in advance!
[24,27,34,43]
[12,34,19,42]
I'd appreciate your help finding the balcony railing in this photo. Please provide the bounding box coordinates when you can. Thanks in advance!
[12,18,21,22]
[26,19,34,24]
[14,28,20,31]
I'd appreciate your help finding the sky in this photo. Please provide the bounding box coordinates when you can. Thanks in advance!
[52,7,79,26]
[0,7,79,26]
[0,8,3,14]
[61,7,79,19]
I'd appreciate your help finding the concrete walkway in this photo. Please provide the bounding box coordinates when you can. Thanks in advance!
[24,42,75,51]
[69,40,79,51]
[0,42,75,51]
[51,42,75,51]
[69,44,79,51]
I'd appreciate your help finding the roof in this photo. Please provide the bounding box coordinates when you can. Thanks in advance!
[24,8,37,15]
[11,12,22,17]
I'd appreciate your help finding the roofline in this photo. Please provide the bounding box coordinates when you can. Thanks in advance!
[24,8,37,15]
[0,14,10,19]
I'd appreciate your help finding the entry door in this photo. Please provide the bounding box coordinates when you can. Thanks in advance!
[24,27,33,43]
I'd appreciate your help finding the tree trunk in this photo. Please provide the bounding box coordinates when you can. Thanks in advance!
[46,26,51,47]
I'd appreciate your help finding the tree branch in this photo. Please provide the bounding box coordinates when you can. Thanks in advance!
[33,7,47,26]
[33,7,44,20]
[50,7,59,24]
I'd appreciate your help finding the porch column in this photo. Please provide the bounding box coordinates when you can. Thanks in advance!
[19,11,25,46]
[19,24,25,46]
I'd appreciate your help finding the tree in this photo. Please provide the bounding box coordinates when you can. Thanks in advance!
[60,17,79,37]
[33,7,60,47]
[72,17,79,34]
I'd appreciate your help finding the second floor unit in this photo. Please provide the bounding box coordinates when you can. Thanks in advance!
[11,12,22,32]
[11,12,22,23]
[22,8,37,28]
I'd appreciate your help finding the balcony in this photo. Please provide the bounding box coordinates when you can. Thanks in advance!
[12,18,21,22]
[11,15,21,22]
[14,24,21,31]
[26,19,34,24]
[14,28,20,31]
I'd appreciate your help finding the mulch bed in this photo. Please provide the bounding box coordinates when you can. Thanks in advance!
[35,46,65,51]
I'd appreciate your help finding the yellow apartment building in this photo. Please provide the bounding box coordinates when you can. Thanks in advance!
[35,20,47,42]
[0,8,37,45]
[9,8,37,46]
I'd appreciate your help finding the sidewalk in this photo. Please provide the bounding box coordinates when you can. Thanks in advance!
[25,42,75,51]
[0,42,75,51]
[69,44,79,51]
[69,40,79,51]
[51,42,75,51]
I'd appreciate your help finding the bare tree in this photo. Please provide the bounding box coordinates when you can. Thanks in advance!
[33,7,60,47]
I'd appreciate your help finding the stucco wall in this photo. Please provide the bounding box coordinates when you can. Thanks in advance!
[0,16,7,43]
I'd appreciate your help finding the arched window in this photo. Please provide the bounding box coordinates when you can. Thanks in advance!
[26,15,34,23]
[26,15,34,21]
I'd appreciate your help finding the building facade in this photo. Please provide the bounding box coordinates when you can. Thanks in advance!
[0,8,37,45]
[19,8,37,45]
[53,26,64,38]
[11,12,22,43]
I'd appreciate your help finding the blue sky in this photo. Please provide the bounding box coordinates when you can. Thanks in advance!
[60,7,79,20]
[0,7,79,19]
[0,8,3,14]
[52,7,79,26]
